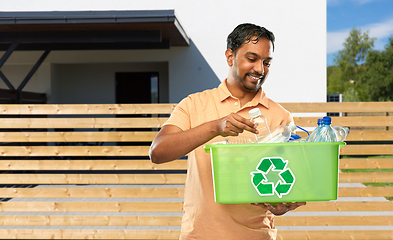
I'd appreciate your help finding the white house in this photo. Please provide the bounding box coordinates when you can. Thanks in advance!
[0,0,326,104]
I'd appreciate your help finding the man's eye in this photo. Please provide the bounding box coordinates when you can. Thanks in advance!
[264,62,271,67]
[247,58,256,62]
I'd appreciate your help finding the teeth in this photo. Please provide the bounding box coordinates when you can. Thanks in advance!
[249,75,261,80]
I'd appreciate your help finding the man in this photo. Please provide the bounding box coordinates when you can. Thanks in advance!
[150,23,305,240]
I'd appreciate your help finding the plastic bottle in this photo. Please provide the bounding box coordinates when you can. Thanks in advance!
[289,133,302,141]
[248,108,271,143]
[288,125,310,142]
[332,126,350,142]
[312,116,337,142]
[266,122,297,143]
[307,119,324,142]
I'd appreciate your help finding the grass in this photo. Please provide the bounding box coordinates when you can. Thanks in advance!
[341,155,393,159]
[341,168,393,173]
[340,155,393,201]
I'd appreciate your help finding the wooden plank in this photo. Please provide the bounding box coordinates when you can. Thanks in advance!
[0,229,181,239]
[0,103,390,115]
[340,158,393,169]
[339,187,393,197]
[0,172,389,184]
[0,187,390,198]
[1,215,391,227]
[0,158,390,171]
[0,118,168,128]
[293,116,393,127]
[298,201,393,211]
[0,146,150,156]
[339,172,393,183]
[0,201,391,212]
[0,229,391,240]
[277,230,393,240]
[340,145,393,155]
[280,102,393,113]
[0,229,390,240]
[0,145,390,157]
[0,174,186,184]
[0,215,182,226]
[0,145,391,158]
[0,131,157,142]
[0,160,187,170]
[0,202,184,212]
[0,187,185,198]
[345,130,393,141]
[0,104,176,115]
[275,215,393,226]
[0,129,387,143]
[0,116,390,129]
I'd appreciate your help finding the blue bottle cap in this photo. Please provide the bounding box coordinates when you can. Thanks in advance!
[322,116,331,125]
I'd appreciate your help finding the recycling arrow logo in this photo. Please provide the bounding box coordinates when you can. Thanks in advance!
[250,157,296,198]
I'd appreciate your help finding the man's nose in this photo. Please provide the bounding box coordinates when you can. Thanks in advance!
[254,60,265,75]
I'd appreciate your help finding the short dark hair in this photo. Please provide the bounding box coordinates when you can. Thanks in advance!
[227,23,275,53]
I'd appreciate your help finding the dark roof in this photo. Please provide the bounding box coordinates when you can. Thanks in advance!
[0,10,189,50]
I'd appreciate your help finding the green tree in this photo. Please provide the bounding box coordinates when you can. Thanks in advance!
[335,28,375,66]
[360,37,393,101]
[327,28,375,101]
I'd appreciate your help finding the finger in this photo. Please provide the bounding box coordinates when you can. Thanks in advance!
[225,127,243,137]
[228,121,245,133]
[230,114,257,133]
[287,202,306,211]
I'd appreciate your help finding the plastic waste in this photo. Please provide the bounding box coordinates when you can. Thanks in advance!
[289,133,302,141]
[249,108,271,143]
[311,116,337,142]
[332,126,350,142]
[307,118,323,142]
[225,135,254,144]
[265,122,297,143]
[288,125,310,142]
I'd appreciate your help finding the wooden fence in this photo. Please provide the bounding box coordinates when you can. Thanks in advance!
[0,102,392,239]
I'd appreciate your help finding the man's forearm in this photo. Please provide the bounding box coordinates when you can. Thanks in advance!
[149,121,219,164]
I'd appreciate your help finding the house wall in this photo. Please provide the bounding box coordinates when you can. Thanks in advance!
[50,62,169,104]
[0,0,326,103]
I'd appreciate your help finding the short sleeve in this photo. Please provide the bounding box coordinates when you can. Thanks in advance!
[163,97,192,131]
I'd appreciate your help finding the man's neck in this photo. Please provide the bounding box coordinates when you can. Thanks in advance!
[225,80,259,107]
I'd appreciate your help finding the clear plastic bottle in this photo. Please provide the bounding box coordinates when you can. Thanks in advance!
[312,116,337,142]
[332,126,350,142]
[248,108,271,143]
[289,133,302,141]
[288,125,310,142]
[266,122,297,143]
[307,118,323,142]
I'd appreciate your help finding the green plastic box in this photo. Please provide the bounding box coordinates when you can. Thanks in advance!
[204,142,345,203]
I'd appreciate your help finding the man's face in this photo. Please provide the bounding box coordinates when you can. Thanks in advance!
[227,38,273,92]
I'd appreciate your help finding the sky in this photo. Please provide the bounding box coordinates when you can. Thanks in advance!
[327,0,393,66]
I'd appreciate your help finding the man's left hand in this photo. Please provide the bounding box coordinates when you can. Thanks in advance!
[251,202,306,216]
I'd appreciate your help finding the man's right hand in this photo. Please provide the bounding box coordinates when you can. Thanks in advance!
[150,112,257,164]
[216,113,258,137]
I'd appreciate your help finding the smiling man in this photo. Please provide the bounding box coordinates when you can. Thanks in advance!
[150,23,305,240]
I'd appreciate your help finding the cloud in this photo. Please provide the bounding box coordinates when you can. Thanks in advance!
[367,18,393,39]
[327,18,393,53]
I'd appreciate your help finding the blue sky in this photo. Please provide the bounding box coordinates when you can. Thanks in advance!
[327,0,393,66]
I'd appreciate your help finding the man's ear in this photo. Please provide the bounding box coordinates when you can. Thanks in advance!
[225,49,234,67]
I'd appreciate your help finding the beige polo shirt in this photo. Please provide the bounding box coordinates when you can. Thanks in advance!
[164,79,293,240]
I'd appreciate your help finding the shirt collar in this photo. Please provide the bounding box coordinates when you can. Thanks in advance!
[218,79,269,109]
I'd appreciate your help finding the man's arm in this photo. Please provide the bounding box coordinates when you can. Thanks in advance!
[149,113,257,164]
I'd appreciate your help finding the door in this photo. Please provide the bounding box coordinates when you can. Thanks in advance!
[115,72,159,103]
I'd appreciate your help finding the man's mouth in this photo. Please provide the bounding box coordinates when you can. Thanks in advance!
[248,74,263,82]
